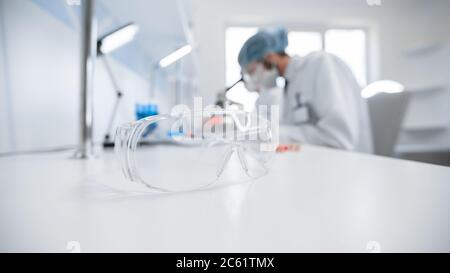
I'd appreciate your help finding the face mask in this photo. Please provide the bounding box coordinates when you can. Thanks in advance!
[244,63,279,92]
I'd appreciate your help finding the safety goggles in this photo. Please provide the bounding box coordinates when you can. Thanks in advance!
[115,109,276,193]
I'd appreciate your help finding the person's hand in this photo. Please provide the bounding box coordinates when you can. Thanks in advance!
[276,143,301,153]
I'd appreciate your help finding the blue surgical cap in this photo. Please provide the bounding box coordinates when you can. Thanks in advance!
[238,27,288,69]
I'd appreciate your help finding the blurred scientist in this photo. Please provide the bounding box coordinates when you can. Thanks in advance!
[238,27,373,153]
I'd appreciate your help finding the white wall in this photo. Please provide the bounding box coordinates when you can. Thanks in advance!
[191,0,450,151]
[0,0,13,151]
[0,0,151,152]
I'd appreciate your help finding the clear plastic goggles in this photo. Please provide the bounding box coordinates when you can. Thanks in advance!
[115,109,276,192]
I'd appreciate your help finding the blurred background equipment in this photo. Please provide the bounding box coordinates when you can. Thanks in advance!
[367,92,410,157]
[215,77,243,108]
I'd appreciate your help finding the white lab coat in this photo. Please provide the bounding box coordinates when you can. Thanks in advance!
[274,52,373,153]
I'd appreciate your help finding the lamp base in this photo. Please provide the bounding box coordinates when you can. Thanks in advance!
[72,149,97,159]
[103,134,115,148]
[103,141,115,148]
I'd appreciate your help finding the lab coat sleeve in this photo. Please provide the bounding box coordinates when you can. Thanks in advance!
[281,54,360,150]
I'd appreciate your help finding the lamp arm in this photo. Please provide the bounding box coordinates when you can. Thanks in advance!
[104,94,122,142]
[101,56,121,96]
[101,55,123,144]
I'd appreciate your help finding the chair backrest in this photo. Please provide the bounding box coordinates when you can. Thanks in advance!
[367,92,410,157]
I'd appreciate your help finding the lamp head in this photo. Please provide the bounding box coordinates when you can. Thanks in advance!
[158,45,192,68]
[97,23,139,55]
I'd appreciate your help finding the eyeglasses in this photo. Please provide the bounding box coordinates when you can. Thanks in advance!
[115,109,276,192]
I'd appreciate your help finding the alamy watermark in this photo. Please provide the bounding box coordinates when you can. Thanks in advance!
[66,0,81,6]
[66,240,81,253]
[366,240,381,253]
[366,0,382,6]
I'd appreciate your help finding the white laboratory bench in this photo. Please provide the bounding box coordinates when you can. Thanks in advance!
[0,145,449,253]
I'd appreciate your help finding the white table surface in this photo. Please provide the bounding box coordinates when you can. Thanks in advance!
[0,145,449,253]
